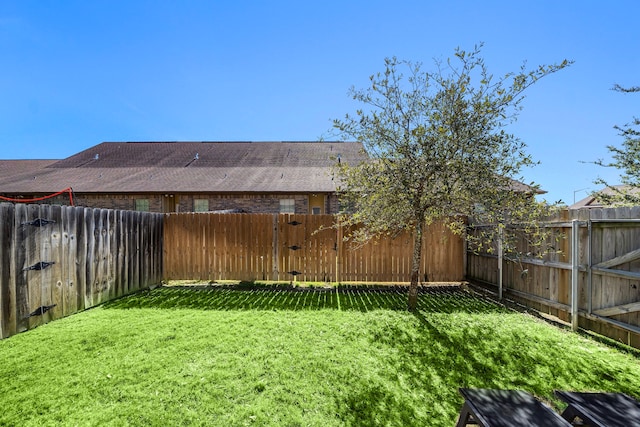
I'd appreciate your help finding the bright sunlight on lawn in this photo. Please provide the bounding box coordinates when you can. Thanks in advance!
[1,285,640,426]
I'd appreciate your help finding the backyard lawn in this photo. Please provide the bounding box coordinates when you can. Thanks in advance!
[1,285,640,426]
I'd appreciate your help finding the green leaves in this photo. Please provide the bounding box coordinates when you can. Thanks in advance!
[332,45,571,298]
[593,85,640,205]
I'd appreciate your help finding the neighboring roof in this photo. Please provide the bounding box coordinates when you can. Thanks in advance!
[569,185,639,209]
[0,141,366,194]
[505,177,546,195]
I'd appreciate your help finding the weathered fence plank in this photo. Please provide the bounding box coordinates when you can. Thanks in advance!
[75,207,87,313]
[64,206,78,317]
[48,205,63,322]
[0,203,163,340]
[25,204,42,331]
[0,204,14,338]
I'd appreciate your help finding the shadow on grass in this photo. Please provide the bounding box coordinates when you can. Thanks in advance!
[98,285,640,425]
[102,284,507,314]
[101,284,511,425]
[352,308,640,425]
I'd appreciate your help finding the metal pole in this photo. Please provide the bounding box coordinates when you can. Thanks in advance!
[571,219,580,331]
[587,218,593,314]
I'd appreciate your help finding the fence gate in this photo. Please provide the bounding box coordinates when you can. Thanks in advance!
[276,214,337,283]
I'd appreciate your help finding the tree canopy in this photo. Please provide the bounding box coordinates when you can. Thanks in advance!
[333,45,571,310]
[593,85,640,205]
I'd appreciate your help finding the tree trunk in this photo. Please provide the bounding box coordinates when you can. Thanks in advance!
[407,221,423,311]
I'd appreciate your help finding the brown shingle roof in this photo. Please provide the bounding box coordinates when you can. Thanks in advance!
[0,141,366,193]
[569,185,640,209]
[0,159,59,185]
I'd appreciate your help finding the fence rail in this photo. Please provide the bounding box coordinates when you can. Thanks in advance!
[163,213,465,284]
[0,203,163,339]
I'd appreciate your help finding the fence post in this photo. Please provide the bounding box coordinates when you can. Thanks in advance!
[336,218,343,284]
[272,214,279,281]
[571,219,580,331]
[497,226,503,301]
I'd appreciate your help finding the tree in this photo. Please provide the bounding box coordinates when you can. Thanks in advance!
[593,85,640,205]
[333,45,571,310]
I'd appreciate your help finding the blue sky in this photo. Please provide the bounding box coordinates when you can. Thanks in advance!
[1,1,638,205]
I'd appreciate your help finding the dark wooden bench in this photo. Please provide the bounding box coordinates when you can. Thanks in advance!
[456,388,571,427]
[555,390,640,426]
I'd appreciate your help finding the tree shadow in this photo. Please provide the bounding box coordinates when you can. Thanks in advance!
[99,284,640,425]
[101,284,506,314]
[338,302,640,425]
[102,284,512,425]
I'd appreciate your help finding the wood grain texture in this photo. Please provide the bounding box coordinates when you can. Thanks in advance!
[162,213,464,283]
[0,203,163,340]
[467,207,640,348]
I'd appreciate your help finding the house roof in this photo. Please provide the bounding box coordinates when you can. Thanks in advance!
[0,141,366,194]
[505,177,546,195]
[569,185,639,209]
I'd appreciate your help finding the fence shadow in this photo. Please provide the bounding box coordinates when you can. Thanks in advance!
[101,284,506,314]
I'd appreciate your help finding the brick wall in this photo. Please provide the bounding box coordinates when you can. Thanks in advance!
[64,192,338,214]
[180,194,311,214]
[73,194,163,212]
[11,192,341,214]
[326,194,339,215]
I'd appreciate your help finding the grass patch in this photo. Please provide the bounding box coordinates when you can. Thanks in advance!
[1,286,640,426]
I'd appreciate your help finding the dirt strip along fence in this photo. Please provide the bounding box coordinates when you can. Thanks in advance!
[0,203,163,339]
[467,207,640,348]
[163,213,465,284]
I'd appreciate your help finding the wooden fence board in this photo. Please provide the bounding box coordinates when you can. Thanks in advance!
[140,211,149,288]
[114,210,124,297]
[630,207,640,329]
[601,209,619,315]
[0,204,14,338]
[13,204,29,333]
[468,207,640,348]
[83,208,95,308]
[47,205,63,322]
[65,206,78,316]
[133,210,142,288]
[96,208,108,305]
[231,214,239,278]
[26,204,43,331]
[614,208,630,325]
[38,204,52,324]
[211,213,219,280]
[74,207,87,312]
[0,203,163,340]
[130,210,140,291]
[202,213,210,280]
[162,213,464,284]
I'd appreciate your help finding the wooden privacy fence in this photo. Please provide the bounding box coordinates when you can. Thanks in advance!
[8,203,640,348]
[467,207,640,348]
[0,203,163,339]
[163,213,465,283]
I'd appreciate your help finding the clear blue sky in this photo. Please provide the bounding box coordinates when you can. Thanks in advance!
[1,0,638,205]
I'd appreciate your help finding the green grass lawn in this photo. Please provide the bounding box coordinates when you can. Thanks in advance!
[1,285,640,426]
